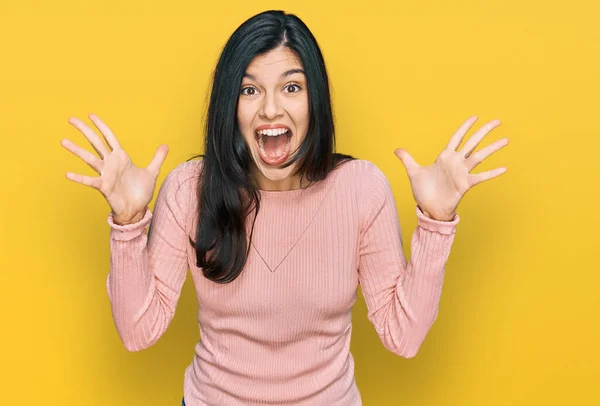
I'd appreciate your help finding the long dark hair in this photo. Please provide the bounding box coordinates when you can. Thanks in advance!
[187,10,356,284]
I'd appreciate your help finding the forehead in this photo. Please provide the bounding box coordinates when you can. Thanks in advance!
[244,47,304,80]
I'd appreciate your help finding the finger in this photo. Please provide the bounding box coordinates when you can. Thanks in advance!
[65,171,103,190]
[89,113,121,151]
[446,116,478,151]
[459,119,502,158]
[68,116,110,158]
[394,148,420,177]
[61,138,104,174]
[468,167,508,188]
[147,144,169,175]
[466,138,509,171]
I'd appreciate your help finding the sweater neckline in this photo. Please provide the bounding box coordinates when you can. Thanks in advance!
[257,168,341,199]
[258,185,314,197]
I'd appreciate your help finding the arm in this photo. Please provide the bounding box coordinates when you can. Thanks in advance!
[357,163,460,358]
[106,164,191,352]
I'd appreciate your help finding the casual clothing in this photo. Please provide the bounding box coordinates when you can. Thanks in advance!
[106,159,460,405]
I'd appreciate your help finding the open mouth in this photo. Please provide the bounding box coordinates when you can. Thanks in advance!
[254,128,293,166]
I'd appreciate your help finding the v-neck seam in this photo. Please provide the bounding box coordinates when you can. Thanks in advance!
[250,167,343,272]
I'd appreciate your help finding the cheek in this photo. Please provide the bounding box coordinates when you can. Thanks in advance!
[290,99,309,127]
[297,106,310,138]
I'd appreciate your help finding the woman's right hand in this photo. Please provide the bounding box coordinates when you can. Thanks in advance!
[61,114,169,225]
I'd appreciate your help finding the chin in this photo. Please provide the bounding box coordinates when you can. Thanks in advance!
[250,152,295,180]
[257,161,293,179]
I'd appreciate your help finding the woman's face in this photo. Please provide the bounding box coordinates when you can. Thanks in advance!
[237,46,309,191]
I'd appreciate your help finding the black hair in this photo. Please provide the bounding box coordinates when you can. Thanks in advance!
[187,10,356,283]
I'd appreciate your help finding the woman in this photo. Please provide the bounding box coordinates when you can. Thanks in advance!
[61,9,509,406]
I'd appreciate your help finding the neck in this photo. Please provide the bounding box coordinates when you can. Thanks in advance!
[250,165,308,191]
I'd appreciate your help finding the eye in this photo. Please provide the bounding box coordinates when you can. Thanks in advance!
[285,84,302,93]
[240,86,257,96]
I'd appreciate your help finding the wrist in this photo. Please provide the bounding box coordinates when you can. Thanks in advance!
[112,208,147,225]
[418,206,455,222]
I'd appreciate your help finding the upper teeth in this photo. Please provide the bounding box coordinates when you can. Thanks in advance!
[257,128,289,136]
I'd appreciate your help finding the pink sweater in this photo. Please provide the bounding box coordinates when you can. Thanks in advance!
[106,158,460,405]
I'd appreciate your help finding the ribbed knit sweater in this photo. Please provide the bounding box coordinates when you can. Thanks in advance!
[106,158,460,405]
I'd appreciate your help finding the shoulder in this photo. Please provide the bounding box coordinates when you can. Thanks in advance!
[172,157,204,177]
[158,158,203,206]
[336,158,390,192]
[351,159,396,219]
[334,159,394,225]
[166,158,203,184]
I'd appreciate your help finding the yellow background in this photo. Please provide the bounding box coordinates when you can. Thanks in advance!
[1,0,598,404]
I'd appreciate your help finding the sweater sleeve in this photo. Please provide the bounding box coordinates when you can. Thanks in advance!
[105,164,191,352]
[357,162,460,358]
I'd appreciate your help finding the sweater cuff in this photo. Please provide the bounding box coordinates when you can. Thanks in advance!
[107,208,153,241]
[416,206,459,235]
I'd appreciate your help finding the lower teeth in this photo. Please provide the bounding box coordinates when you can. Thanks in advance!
[258,133,291,160]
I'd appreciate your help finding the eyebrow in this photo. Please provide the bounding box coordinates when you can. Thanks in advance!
[243,68,305,81]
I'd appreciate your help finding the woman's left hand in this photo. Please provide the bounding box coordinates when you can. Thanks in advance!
[394,116,509,222]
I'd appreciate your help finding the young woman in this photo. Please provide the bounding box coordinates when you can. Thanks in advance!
[61,9,509,406]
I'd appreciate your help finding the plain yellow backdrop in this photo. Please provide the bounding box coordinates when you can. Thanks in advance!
[1,0,598,404]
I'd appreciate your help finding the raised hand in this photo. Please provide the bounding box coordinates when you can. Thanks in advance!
[394,116,509,221]
[61,114,169,225]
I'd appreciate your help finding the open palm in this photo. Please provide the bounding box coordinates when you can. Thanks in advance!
[394,116,509,221]
[61,114,169,224]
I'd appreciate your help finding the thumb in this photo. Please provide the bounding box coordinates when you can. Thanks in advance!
[394,148,419,176]
[147,144,169,175]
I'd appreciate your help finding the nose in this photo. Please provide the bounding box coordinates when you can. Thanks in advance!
[259,91,283,120]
